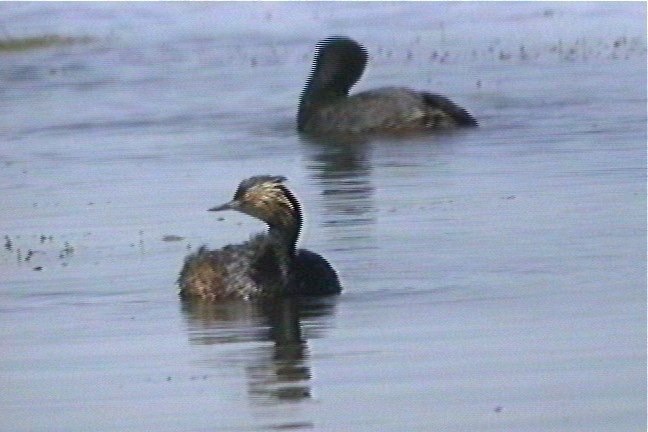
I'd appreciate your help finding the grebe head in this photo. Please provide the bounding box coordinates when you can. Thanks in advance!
[309,36,367,95]
[209,175,302,233]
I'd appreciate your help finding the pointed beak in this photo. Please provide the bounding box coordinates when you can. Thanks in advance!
[208,200,238,212]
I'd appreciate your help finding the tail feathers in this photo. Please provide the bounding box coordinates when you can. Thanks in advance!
[421,92,478,127]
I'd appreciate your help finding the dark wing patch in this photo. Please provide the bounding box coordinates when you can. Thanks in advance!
[290,249,342,295]
[420,92,478,127]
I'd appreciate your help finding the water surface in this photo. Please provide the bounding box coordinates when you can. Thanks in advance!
[1,2,646,431]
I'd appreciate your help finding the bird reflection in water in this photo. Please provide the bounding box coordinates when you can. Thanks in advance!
[300,134,377,247]
[181,295,337,405]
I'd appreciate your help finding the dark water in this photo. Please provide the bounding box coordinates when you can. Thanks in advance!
[1,2,646,431]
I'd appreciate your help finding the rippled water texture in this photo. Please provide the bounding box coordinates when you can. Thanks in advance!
[1,2,646,431]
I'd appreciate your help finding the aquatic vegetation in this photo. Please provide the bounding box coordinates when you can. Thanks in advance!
[0,34,94,53]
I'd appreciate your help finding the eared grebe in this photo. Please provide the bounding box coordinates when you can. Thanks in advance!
[178,175,342,301]
[297,36,478,135]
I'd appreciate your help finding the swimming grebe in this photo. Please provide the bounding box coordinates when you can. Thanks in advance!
[178,175,341,301]
[297,36,478,135]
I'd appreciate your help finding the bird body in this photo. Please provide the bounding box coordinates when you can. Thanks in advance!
[178,176,341,301]
[298,37,477,135]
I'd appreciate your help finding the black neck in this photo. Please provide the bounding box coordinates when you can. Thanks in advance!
[298,38,367,130]
[266,187,303,255]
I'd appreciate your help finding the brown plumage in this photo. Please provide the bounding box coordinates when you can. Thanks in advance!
[178,176,341,301]
[297,36,478,135]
